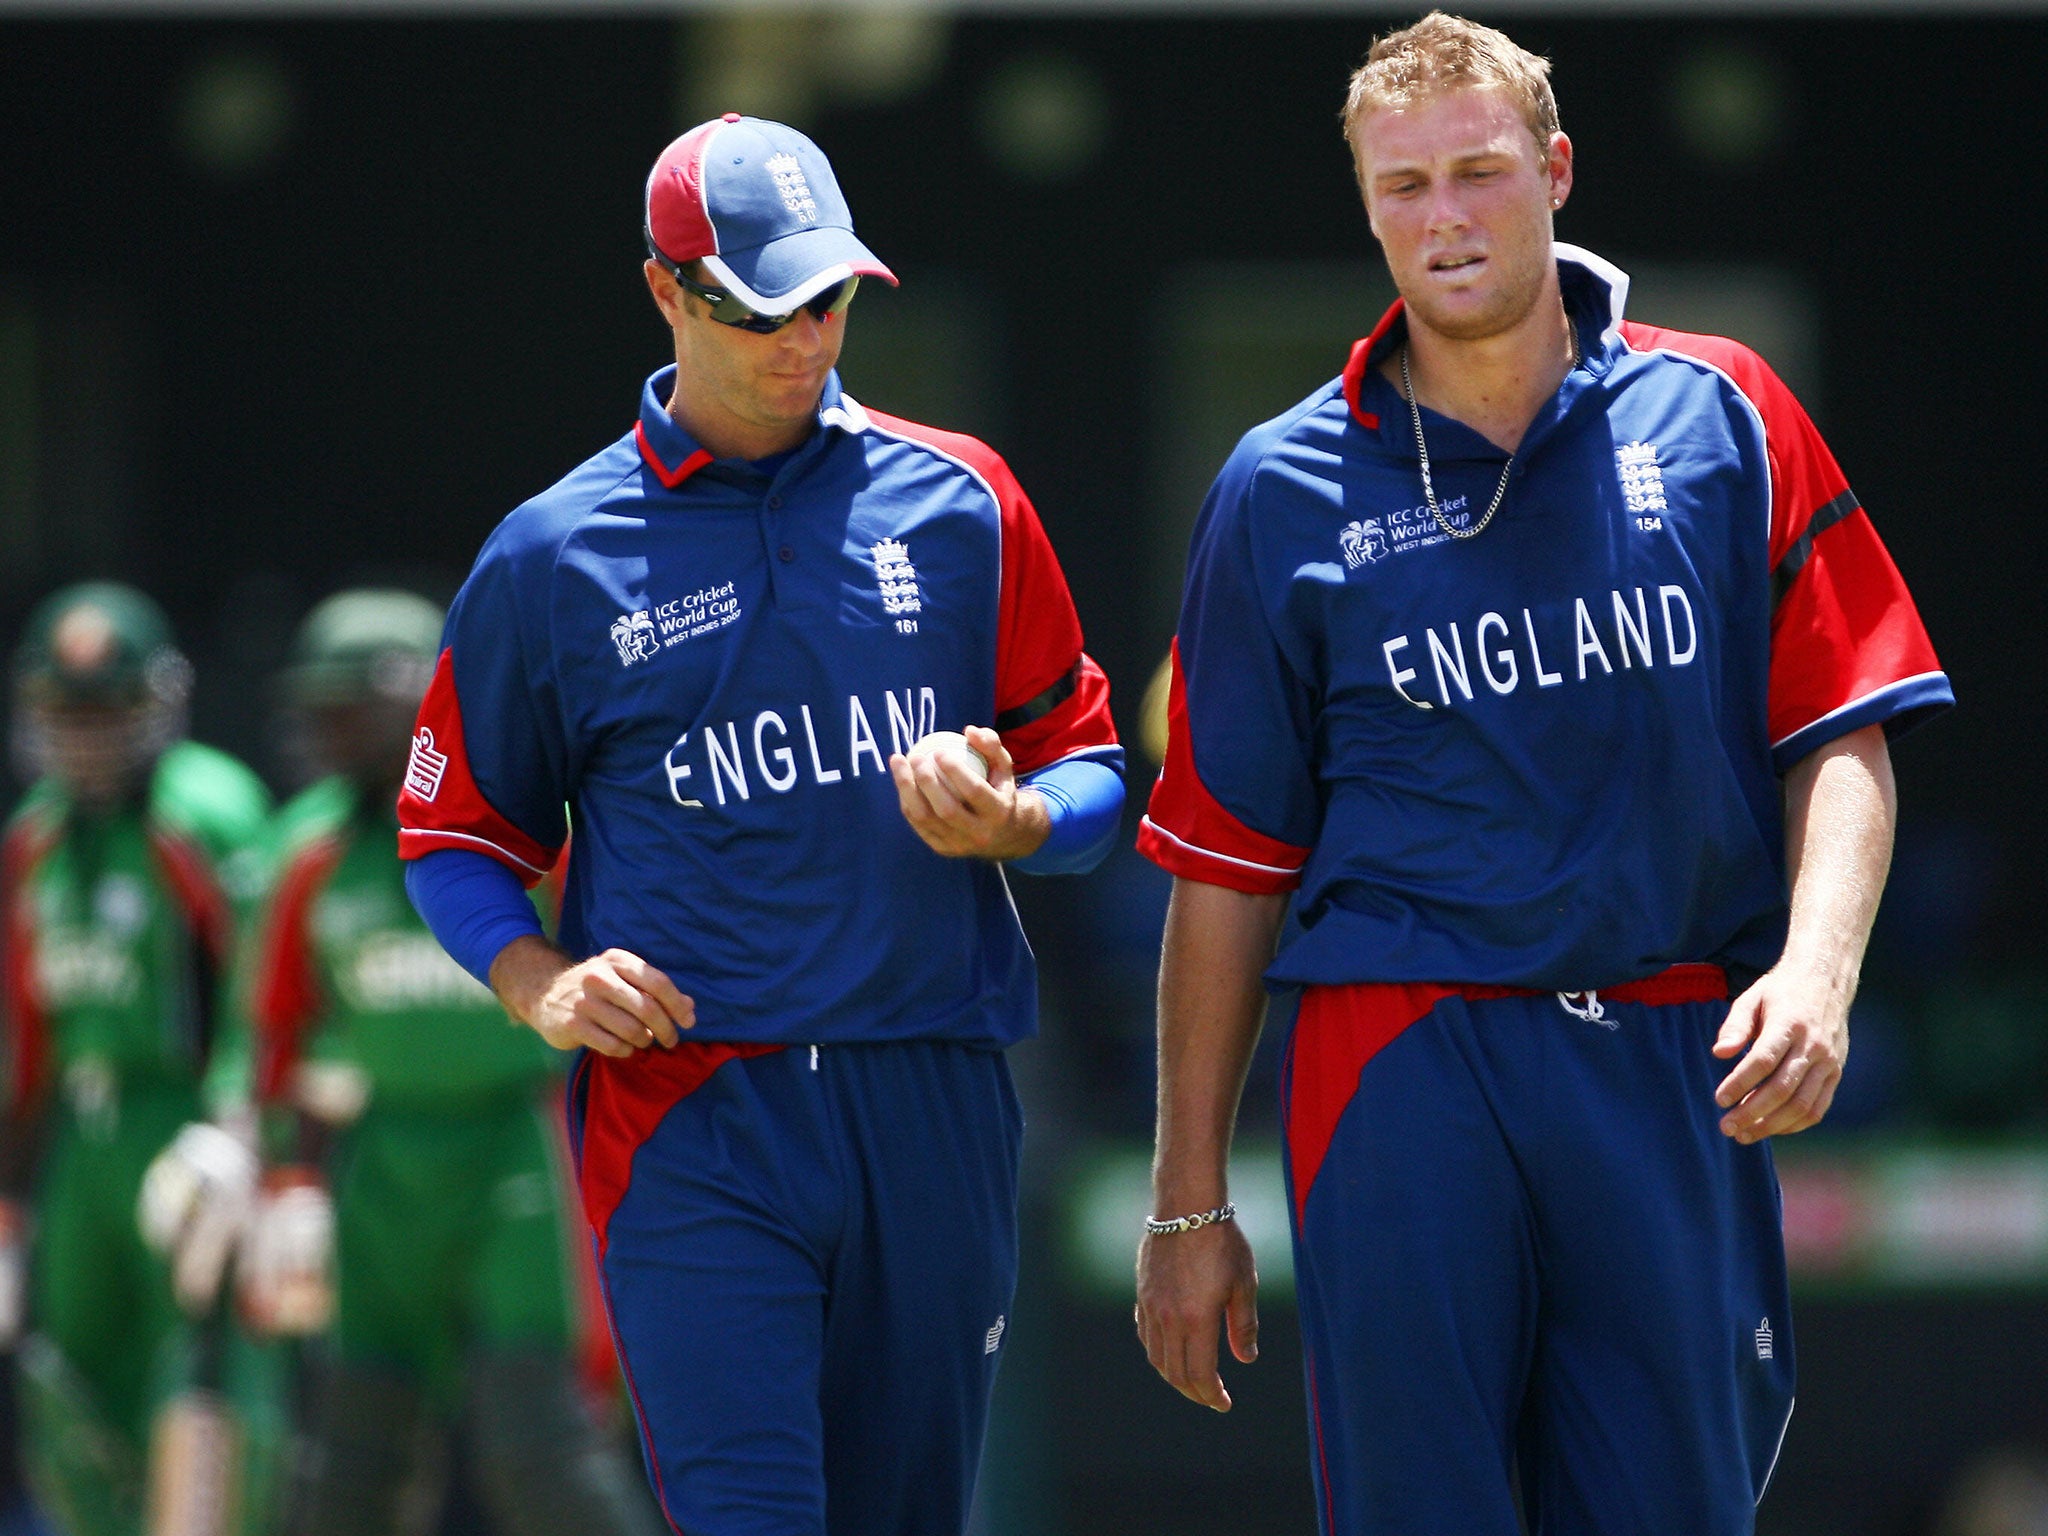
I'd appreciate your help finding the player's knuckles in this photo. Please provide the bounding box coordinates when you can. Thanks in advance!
[582,1026,633,1059]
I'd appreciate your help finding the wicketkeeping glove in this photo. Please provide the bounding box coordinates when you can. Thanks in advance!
[237,1166,334,1337]
[137,1121,259,1316]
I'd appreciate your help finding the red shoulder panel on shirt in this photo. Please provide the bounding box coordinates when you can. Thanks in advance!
[862,409,1119,775]
[1621,322,1945,753]
[1767,510,1944,749]
[1618,321,1849,567]
[396,649,561,885]
[1136,641,1307,895]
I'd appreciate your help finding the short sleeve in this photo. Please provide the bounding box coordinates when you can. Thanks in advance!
[988,462,1119,775]
[1744,355,1952,771]
[859,407,1120,776]
[396,528,570,886]
[1138,452,1319,894]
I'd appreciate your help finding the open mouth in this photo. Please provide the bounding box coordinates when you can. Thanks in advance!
[1429,253,1486,273]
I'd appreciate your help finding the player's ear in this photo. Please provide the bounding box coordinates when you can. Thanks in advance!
[645,259,690,329]
[1545,131,1573,210]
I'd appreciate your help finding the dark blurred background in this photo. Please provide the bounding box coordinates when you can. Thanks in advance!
[3,7,2045,1534]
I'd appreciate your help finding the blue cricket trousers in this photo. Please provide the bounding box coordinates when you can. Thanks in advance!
[1282,966,1795,1536]
[567,1037,1023,1536]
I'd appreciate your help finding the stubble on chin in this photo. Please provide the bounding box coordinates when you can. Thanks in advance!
[1399,259,1550,346]
[1390,205,1553,338]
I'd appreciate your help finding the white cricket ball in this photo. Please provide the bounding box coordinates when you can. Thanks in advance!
[910,729,990,781]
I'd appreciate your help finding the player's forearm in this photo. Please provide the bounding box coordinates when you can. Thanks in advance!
[488,933,576,1032]
[984,787,1053,862]
[1151,879,1288,1212]
[1776,723,1896,1000]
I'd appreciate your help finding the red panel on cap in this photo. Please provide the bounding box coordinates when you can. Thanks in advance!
[645,118,728,263]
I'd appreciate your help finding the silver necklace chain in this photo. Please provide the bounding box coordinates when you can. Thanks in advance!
[1401,322,1581,542]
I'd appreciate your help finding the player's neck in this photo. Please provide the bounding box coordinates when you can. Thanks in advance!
[1390,291,1575,455]
[667,400,816,462]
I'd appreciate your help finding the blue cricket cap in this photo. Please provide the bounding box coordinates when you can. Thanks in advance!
[644,113,898,313]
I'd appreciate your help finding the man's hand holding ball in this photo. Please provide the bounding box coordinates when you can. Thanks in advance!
[890,725,1050,862]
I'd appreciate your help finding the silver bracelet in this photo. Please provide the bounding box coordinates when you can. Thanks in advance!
[1145,1202,1237,1236]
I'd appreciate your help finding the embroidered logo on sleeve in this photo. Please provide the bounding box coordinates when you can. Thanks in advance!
[984,1315,1006,1355]
[1617,441,1669,515]
[405,727,449,802]
[1754,1317,1775,1360]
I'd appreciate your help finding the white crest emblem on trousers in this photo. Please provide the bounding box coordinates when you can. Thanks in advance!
[611,610,661,666]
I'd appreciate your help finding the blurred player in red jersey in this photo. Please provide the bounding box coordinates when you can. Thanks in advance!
[141,590,662,1536]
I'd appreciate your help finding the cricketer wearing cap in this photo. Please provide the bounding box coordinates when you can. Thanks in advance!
[1132,15,1951,1536]
[398,115,1123,1535]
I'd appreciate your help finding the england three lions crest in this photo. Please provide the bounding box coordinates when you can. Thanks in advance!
[1340,519,1390,569]
[611,610,660,667]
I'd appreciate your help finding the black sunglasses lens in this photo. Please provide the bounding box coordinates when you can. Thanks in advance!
[694,273,860,333]
[807,277,860,319]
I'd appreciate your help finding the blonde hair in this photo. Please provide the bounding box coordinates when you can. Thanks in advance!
[1341,12,1559,160]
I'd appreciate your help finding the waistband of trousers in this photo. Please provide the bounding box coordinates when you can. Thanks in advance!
[1312,962,1729,1010]
[1454,961,1729,1007]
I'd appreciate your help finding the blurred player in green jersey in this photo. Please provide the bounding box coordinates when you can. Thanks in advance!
[148,589,658,1536]
[1,582,281,1536]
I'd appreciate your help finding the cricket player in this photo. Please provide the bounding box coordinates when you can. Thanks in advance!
[0,583,278,1536]
[1132,15,1951,1534]
[144,589,661,1536]
[396,116,1124,1534]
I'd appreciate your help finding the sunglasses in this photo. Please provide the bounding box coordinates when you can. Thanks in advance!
[654,253,859,335]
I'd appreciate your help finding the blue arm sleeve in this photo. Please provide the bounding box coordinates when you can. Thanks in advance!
[404,848,546,989]
[1009,755,1126,876]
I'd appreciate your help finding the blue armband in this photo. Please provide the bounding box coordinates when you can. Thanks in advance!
[1010,754,1125,876]
[404,848,546,988]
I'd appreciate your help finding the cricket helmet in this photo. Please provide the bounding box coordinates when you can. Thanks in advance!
[11,582,192,798]
[281,589,443,710]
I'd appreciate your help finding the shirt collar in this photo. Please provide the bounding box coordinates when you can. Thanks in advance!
[1339,244,1633,433]
[633,365,858,490]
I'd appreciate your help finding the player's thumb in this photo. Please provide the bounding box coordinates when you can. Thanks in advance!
[964,724,1009,772]
[1713,988,1762,1058]
[1226,1281,1260,1364]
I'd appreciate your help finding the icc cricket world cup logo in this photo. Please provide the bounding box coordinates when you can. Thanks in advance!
[1340,519,1389,569]
[611,610,661,667]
